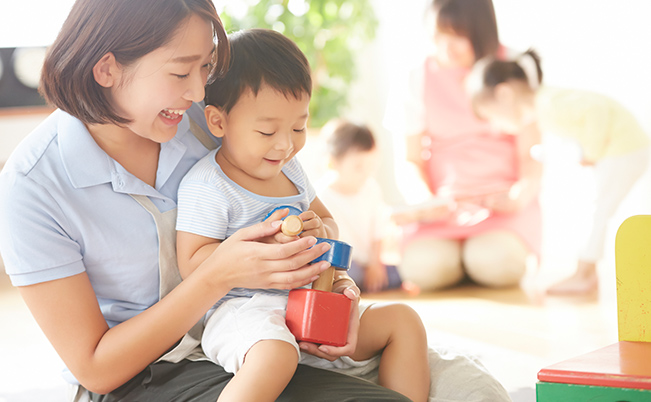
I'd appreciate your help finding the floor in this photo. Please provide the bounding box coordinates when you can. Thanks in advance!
[0,258,619,402]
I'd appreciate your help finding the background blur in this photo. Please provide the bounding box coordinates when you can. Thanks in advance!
[1,1,650,401]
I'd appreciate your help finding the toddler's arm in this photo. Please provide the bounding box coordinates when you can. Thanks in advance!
[177,231,222,279]
[482,122,542,213]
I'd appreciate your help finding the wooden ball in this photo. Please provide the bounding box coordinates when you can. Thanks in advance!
[281,215,303,236]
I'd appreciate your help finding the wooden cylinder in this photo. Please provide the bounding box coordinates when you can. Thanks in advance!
[311,266,335,292]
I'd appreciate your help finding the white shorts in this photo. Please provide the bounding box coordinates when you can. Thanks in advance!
[202,293,375,374]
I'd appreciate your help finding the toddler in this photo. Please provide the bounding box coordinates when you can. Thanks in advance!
[318,119,404,293]
[176,29,430,402]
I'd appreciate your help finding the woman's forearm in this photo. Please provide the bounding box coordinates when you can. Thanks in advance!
[20,264,227,394]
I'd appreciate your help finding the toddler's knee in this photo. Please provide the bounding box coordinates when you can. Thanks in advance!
[369,303,427,339]
[463,231,528,287]
[400,238,463,291]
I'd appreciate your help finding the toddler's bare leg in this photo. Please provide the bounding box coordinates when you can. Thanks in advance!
[217,340,298,402]
[351,303,430,402]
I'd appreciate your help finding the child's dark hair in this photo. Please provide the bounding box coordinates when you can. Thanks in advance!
[40,0,229,126]
[431,0,499,61]
[205,29,312,112]
[468,49,543,98]
[325,120,376,160]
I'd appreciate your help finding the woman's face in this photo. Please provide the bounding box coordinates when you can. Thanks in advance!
[109,14,215,143]
[433,28,475,68]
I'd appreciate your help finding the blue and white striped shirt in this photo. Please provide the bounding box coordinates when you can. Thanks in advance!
[176,148,316,305]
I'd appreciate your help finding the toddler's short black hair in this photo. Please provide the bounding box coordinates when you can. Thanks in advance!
[205,28,312,112]
[325,119,376,160]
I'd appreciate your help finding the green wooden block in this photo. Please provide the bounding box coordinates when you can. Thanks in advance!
[537,381,651,402]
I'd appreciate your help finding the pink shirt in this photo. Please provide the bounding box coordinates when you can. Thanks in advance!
[403,57,541,254]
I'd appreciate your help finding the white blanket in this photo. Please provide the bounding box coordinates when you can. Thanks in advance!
[336,347,512,402]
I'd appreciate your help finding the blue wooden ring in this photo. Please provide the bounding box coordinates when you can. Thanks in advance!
[263,205,302,221]
[312,238,352,271]
[263,205,352,270]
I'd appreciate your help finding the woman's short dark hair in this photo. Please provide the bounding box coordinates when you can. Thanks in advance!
[324,120,376,160]
[40,0,229,125]
[431,0,499,61]
[205,29,312,113]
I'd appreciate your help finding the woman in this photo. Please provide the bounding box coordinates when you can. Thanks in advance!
[0,0,409,400]
[386,0,542,291]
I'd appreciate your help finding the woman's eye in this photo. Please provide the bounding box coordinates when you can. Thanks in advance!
[173,73,190,79]
[294,127,307,133]
[257,131,274,136]
[202,62,213,70]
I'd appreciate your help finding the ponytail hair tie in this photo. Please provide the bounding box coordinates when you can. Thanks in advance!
[516,53,540,90]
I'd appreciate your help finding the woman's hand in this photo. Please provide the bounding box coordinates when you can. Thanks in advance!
[391,199,453,225]
[298,278,361,360]
[258,208,302,245]
[204,211,332,292]
[478,180,533,214]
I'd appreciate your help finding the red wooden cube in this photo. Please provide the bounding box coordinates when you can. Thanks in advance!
[286,288,352,347]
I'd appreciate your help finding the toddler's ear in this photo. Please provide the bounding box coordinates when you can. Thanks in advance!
[204,105,227,138]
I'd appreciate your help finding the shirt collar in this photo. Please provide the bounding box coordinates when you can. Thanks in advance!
[58,110,114,189]
[58,110,188,197]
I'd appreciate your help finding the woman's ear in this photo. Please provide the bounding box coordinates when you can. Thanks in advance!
[93,52,120,88]
[204,105,227,138]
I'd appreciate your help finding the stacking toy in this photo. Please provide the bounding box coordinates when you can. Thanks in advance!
[536,216,651,401]
[265,206,353,346]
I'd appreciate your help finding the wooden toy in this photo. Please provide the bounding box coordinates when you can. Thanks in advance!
[265,206,354,346]
[281,215,304,236]
[536,215,651,401]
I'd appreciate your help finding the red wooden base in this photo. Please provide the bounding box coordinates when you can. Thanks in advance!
[538,341,651,390]
[286,288,352,346]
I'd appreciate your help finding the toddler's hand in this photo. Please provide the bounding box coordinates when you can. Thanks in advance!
[299,277,360,360]
[298,210,327,238]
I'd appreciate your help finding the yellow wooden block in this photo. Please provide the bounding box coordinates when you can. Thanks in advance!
[615,215,651,342]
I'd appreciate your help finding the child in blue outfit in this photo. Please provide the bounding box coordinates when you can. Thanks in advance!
[175,29,430,402]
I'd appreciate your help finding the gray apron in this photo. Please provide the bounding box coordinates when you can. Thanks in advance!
[71,118,215,401]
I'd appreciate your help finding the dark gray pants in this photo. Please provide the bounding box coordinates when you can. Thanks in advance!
[90,360,410,401]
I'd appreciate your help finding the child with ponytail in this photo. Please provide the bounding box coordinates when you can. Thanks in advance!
[467,49,650,295]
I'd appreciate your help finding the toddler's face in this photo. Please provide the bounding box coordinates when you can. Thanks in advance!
[332,148,379,188]
[475,96,522,135]
[217,85,310,182]
[433,28,475,69]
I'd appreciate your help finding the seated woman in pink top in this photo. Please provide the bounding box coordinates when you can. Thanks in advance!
[385,0,542,291]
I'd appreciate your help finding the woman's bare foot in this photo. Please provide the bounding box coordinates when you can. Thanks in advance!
[546,261,598,295]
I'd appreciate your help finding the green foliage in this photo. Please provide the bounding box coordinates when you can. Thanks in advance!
[217,0,378,127]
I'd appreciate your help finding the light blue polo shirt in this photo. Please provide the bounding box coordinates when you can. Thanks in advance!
[0,103,217,329]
